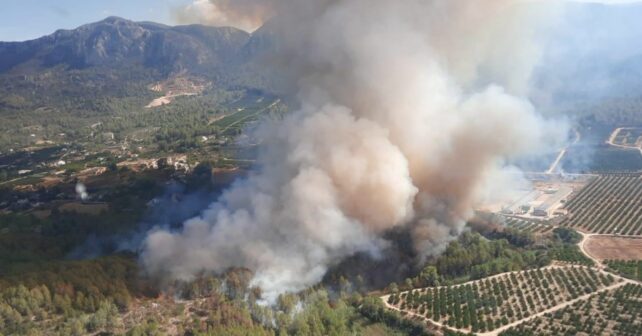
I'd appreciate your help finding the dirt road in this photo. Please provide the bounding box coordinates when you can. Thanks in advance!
[578,231,605,269]
[381,294,453,335]
[547,129,580,174]
[606,127,642,155]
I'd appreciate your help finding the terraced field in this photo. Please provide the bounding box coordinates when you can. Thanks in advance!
[560,175,642,235]
[500,283,642,336]
[383,266,619,334]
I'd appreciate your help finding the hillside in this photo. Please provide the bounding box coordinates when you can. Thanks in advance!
[0,17,275,150]
[0,16,253,76]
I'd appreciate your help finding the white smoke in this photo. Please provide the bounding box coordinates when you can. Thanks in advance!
[76,182,88,201]
[144,0,568,302]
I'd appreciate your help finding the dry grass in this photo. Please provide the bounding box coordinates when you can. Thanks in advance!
[585,236,642,260]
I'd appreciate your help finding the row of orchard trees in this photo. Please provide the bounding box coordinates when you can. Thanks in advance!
[387,266,616,333]
[501,283,642,336]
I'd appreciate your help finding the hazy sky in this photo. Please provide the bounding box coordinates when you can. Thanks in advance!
[0,0,640,42]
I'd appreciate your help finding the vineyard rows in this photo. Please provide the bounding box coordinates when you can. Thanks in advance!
[500,283,642,336]
[384,266,618,334]
[560,175,642,235]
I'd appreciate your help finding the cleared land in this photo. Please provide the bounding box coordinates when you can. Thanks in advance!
[500,283,642,336]
[382,266,619,334]
[584,236,642,260]
[560,175,642,235]
[214,99,281,136]
[145,76,209,108]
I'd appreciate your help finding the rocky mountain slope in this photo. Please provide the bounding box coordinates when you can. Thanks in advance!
[0,16,252,76]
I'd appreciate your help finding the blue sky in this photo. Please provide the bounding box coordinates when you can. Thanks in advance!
[1,0,641,42]
[0,0,193,41]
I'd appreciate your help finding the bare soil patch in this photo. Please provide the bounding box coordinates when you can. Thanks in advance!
[584,236,642,260]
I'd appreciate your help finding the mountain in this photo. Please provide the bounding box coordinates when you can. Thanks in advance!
[0,16,252,75]
[3,3,642,150]
[0,17,280,150]
[0,16,278,115]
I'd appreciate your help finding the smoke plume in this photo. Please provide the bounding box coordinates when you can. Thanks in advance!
[75,182,88,201]
[144,0,567,301]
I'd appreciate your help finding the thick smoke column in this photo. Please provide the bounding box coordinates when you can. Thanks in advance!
[144,0,566,301]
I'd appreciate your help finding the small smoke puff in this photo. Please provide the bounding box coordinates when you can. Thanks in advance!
[76,183,88,201]
[145,0,568,301]
[174,0,274,32]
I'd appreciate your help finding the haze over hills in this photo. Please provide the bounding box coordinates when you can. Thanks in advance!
[535,2,642,123]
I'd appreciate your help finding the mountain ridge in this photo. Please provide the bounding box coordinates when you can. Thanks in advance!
[0,16,256,76]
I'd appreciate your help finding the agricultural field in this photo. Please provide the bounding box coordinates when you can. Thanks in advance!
[584,236,642,260]
[383,266,619,334]
[605,260,642,281]
[500,283,642,336]
[503,217,554,234]
[549,245,595,267]
[213,97,282,136]
[560,175,642,235]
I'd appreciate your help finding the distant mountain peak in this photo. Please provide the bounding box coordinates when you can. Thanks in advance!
[101,16,130,23]
[0,17,262,75]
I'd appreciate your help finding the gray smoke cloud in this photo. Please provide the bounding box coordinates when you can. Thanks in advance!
[144,0,568,302]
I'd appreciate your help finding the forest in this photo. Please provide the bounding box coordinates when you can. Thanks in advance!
[0,204,566,336]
